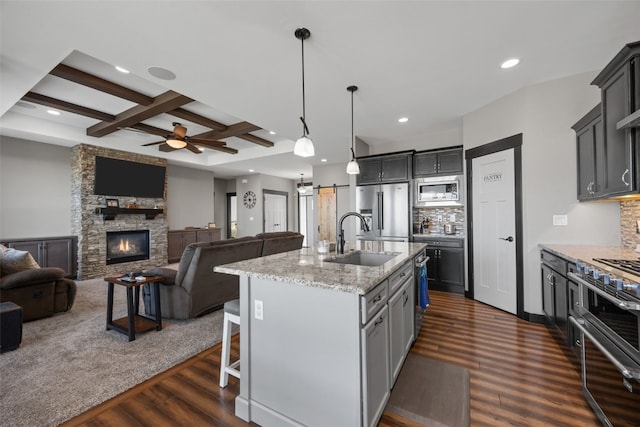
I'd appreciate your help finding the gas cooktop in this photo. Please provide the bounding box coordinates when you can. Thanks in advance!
[593,258,640,276]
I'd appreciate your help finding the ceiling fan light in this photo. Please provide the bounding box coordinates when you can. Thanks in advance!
[166,138,187,149]
[294,136,314,157]
[346,160,360,175]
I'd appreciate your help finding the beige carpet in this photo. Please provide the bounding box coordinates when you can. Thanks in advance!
[386,353,470,427]
[0,278,225,427]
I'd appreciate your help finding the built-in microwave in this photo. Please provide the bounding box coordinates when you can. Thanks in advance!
[414,176,462,206]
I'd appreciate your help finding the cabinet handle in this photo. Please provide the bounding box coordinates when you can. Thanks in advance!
[622,169,630,186]
[373,295,382,303]
[374,317,384,326]
[403,291,409,306]
[575,339,582,348]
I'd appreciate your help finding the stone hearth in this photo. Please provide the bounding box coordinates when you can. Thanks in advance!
[71,144,168,279]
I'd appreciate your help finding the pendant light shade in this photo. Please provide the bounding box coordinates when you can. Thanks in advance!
[346,85,360,175]
[297,173,307,194]
[293,27,315,158]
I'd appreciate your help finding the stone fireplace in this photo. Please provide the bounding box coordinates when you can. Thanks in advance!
[71,144,168,279]
[106,230,150,265]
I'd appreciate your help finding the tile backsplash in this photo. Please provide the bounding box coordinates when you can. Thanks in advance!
[620,200,640,248]
[413,207,465,237]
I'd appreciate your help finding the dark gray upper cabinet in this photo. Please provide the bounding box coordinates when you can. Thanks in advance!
[573,104,605,200]
[590,41,639,198]
[356,153,411,185]
[413,147,463,177]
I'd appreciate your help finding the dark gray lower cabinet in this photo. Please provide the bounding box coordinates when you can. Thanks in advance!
[421,238,464,294]
[1,236,77,278]
[540,249,579,354]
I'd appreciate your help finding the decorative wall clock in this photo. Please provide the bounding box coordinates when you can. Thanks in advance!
[243,190,256,209]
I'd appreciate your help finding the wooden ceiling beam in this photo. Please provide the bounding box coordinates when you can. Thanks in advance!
[21,92,115,121]
[50,64,154,106]
[168,108,228,131]
[128,123,169,138]
[87,91,193,138]
[236,133,274,148]
[195,121,261,140]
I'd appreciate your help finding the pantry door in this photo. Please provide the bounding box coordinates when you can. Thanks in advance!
[467,134,523,317]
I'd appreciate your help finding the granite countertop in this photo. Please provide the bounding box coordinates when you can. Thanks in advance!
[539,243,640,282]
[215,240,428,295]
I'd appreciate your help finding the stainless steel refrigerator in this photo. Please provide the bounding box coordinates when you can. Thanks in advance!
[356,182,410,241]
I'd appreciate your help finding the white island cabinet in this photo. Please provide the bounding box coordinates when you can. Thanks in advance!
[215,240,426,427]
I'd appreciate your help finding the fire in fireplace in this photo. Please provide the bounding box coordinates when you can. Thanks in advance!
[106,230,150,265]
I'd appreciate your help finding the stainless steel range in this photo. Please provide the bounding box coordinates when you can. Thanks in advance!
[569,259,640,426]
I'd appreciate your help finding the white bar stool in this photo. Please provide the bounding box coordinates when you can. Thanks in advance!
[219,298,240,387]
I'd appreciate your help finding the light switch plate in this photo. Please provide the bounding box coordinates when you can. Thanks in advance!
[254,300,263,320]
[552,215,568,226]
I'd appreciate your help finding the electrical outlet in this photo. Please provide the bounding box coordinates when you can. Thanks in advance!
[437,214,443,222]
[449,214,456,222]
[254,300,263,320]
[552,215,568,226]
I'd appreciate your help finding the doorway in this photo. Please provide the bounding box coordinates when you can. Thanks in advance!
[263,190,288,232]
[465,134,524,318]
[226,193,237,238]
[298,189,315,248]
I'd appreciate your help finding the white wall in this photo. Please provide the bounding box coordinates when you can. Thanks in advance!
[166,165,215,230]
[0,136,72,238]
[462,71,621,315]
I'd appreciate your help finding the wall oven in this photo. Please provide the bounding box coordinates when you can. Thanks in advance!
[569,263,640,426]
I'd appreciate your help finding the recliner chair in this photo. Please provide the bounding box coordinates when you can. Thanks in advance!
[0,267,77,322]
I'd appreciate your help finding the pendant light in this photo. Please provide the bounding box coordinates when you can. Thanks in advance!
[297,173,307,194]
[293,27,315,157]
[346,85,360,174]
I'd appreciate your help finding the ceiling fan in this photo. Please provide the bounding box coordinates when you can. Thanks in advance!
[142,122,228,154]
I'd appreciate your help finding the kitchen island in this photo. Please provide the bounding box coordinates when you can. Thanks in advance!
[215,240,427,427]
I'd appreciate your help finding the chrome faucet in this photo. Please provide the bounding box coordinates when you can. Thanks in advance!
[337,212,370,254]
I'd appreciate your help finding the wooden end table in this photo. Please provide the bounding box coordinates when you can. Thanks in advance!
[104,275,164,341]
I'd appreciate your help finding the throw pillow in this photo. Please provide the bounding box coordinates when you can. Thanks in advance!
[0,249,40,276]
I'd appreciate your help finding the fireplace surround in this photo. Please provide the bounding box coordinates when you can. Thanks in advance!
[106,230,150,265]
[71,144,168,279]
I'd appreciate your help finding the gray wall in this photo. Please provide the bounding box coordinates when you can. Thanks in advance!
[234,173,297,237]
[462,71,620,314]
[0,136,72,239]
[166,164,215,230]
[0,137,274,240]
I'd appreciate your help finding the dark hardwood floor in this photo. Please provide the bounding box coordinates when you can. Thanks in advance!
[61,290,599,427]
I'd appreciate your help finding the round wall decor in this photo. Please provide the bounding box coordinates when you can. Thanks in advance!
[243,190,256,208]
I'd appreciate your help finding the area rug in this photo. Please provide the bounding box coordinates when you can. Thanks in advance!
[386,353,470,427]
[0,278,225,427]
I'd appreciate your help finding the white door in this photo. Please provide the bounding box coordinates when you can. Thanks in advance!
[472,149,517,314]
[264,192,287,232]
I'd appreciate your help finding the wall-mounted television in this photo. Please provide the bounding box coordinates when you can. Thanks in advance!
[94,156,166,198]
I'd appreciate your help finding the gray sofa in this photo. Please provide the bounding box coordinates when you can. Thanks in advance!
[144,232,304,319]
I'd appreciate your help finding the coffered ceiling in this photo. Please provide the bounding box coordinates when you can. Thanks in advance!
[1,1,640,180]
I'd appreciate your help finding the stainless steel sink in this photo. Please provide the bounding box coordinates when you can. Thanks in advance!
[325,251,398,267]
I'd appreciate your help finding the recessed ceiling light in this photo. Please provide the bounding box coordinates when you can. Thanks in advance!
[115,65,130,74]
[249,169,254,172]
[47,110,60,116]
[321,158,327,162]
[269,131,276,135]
[198,147,205,152]
[398,117,408,123]
[501,58,520,69]
[147,66,176,80]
